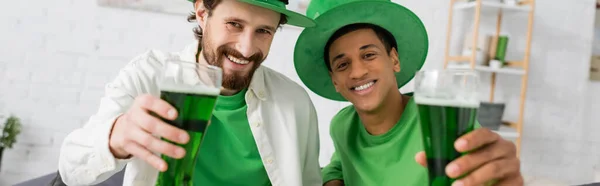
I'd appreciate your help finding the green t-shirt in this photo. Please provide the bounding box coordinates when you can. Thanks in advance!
[193,89,271,186]
[322,96,481,185]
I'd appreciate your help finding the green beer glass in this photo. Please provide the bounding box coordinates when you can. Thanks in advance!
[155,60,222,186]
[414,69,480,186]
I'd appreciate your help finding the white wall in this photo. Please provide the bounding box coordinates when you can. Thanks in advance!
[0,0,599,185]
[0,0,195,184]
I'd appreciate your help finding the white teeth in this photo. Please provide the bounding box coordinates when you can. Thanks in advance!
[354,81,374,91]
[227,55,250,65]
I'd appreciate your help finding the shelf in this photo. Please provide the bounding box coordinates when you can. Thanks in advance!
[454,1,531,12]
[491,125,519,139]
[447,64,526,75]
[474,65,526,75]
[445,0,535,156]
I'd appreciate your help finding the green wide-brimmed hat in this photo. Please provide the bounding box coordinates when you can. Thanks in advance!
[294,0,429,101]
[187,0,315,27]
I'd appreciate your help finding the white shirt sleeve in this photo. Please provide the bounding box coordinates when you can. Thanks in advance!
[58,53,163,185]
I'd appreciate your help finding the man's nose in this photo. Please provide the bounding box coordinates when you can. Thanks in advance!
[235,31,257,59]
[349,60,368,79]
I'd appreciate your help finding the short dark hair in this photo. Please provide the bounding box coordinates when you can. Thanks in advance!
[324,23,397,71]
[186,0,289,40]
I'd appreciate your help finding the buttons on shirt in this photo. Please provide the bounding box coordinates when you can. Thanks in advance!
[252,118,263,128]
[266,158,273,164]
[253,121,262,128]
[257,91,265,99]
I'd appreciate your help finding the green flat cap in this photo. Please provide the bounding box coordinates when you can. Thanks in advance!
[294,0,429,101]
[187,0,316,27]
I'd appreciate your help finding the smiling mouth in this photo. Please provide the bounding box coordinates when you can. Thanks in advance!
[351,80,377,91]
[226,54,250,65]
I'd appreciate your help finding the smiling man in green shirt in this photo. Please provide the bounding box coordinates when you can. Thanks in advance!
[294,0,523,186]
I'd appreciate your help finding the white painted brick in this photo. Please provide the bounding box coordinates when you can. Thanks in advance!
[83,72,114,89]
[0,170,40,186]
[25,145,61,163]
[53,130,73,148]
[78,56,128,74]
[0,77,7,95]
[0,45,26,69]
[28,84,80,105]
[3,67,31,83]
[1,144,33,162]
[24,51,82,71]
[0,81,31,103]
[79,88,106,104]
[29,70,85,86]
[57,71,86,86]
[0,1,38,20]
[95,32,132,59]
[1,144,61,172]
[16,130,54,146]
[29,70,59,84]
[3,158,58,175]
[0,62,5,78]
[30,112,82,132]
[46,0,89,25]
[45,25,97,54]
[55,103,94,119]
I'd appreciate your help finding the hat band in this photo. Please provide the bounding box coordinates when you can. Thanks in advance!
[258,0,285,8]
[188,0,286,8]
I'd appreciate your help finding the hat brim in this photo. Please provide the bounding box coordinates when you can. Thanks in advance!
[293,1,428,101]
[237,0,316,27]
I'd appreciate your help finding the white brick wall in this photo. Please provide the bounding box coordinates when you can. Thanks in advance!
[0,0,195,185]
[0,0,599,185]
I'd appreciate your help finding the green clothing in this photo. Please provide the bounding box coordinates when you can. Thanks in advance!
[322,97,479,185]
[193,89,271,186]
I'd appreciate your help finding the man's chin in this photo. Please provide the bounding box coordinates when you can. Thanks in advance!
[222,74,252,91]
[349,97,381,114]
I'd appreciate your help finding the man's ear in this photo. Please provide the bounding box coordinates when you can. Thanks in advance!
[195,0,208,30]
[390,47,400,73]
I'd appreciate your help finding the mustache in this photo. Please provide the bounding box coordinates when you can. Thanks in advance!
[218,46,264,63]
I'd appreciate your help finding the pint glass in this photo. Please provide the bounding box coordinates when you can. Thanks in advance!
[414,69,479,186]
[155,60,222,186]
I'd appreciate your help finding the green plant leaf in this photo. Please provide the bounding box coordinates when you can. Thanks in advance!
[1,115,22,149]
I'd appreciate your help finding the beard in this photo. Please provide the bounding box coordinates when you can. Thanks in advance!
[200,30,265,92]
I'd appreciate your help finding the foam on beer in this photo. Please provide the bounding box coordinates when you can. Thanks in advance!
[160,84,220,96]
[414,96,479,108]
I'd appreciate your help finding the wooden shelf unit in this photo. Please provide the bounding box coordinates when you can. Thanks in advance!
[443,0,536,157]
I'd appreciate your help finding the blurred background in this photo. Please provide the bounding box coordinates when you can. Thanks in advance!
[0,0,599,185]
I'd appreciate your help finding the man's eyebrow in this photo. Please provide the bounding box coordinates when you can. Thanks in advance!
[225,17,276,32]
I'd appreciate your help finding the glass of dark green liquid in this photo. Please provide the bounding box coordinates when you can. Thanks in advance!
[414,69,480,186]
[155,60,222,186]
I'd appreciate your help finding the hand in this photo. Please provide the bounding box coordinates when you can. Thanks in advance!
[415,128,523,186]
[323,180,344,186]
[108,94,189,172]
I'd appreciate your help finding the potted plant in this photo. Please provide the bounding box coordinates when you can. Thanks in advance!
[0,115,22,171]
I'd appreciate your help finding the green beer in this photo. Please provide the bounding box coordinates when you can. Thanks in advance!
[155,60,222,186]
[414,69,480,186]
[416,98,478,186]
[155,86,219,186]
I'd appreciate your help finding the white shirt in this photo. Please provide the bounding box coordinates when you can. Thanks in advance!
[58,42,323,186]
